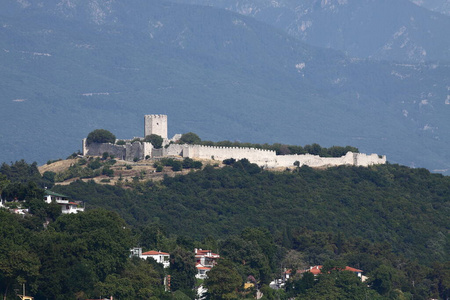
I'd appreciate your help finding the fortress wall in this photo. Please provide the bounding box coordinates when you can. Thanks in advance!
[272,152,386,168]
[269,153,349,168]
[143,142,153,158]
[125,143,145,161]
[163,144,386,169]
[84,141,152,161]
[192,145,277,163]
[355,153,386,166]
[84,142,127,160]
[164,144,184,157]
[261,152,346,168]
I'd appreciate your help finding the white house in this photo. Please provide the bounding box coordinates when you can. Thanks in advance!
[141,250,170,268]
[44,190,84,214]
[129,248,170,268]
[195,249,220,279]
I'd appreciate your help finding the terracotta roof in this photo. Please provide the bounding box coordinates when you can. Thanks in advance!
[300,265,363,275]
[194,249,220,257]
[142,250,170,256]
[196,263,211,270]
[344,266,363,273]
[309,266,322,275]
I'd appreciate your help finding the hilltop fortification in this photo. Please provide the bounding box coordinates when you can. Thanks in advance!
[83,115,386,168]
[144,114,168,139]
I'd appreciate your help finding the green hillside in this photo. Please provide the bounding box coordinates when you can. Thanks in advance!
[53,162,450,265]
[1,159,449,299]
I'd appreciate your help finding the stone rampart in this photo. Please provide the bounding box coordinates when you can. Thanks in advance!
[83,140,153,161]
[160,144,386,169]
[84,138,387,168]
[83,140,127,160]
[354,153,386,166]
[124,142,145,161]
[173,144,277,163]
[163,144,185,157]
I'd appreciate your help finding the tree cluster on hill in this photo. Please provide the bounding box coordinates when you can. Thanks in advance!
[86,129,116,145]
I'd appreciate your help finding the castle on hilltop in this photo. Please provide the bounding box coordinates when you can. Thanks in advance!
[82,114,386,168]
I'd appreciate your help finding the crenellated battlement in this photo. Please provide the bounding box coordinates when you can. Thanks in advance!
[144,114,168,139]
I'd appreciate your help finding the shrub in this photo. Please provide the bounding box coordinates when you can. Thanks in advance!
[179,132,201,144]
[66,151,81,159]
[88,159,102,170]
[102,167,114,177]
[182,158,195,169]
[106,159,117,166]
[223,158,236,165]
[102,152,109,160]
[144,134,163,149]
[193,161,203,169]
[172,161,182,171]
[160,158,175,167]
[116,140,126,145]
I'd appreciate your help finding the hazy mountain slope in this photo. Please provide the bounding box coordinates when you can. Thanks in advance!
[174,0,450,62]
[0,0,449,174]
[410,0,450,15]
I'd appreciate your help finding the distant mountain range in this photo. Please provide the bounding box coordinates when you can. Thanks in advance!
[174,0,450,62]
[0,0,449,174]
[411,0,450,15]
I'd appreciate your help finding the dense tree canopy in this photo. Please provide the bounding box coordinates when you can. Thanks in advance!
[204,260,242,300]
[86,129,116,145]
[0,160,449,299]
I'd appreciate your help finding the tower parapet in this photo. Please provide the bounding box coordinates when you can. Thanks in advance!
[144,115,168,139]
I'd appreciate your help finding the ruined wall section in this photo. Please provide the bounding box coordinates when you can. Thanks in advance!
[83,141,127,160]
[354,153,386,166]
[163,144,185,157]
[83,139,153,161]
[265,152,386,168]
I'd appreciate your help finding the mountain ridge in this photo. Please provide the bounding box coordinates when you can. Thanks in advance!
[173,0,450,62]
[1,0,449,174]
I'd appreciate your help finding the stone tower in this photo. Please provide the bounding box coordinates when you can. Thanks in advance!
[144,115,168,139]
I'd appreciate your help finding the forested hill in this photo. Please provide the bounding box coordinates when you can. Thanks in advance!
[54,162,450,265]
[1,159,450,299]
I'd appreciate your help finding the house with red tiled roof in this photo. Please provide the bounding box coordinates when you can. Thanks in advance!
[129,248,170,268]
[300,265,364,280]
[141,250,170,268]
[281,265,365,284]
[195,248,220,279]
